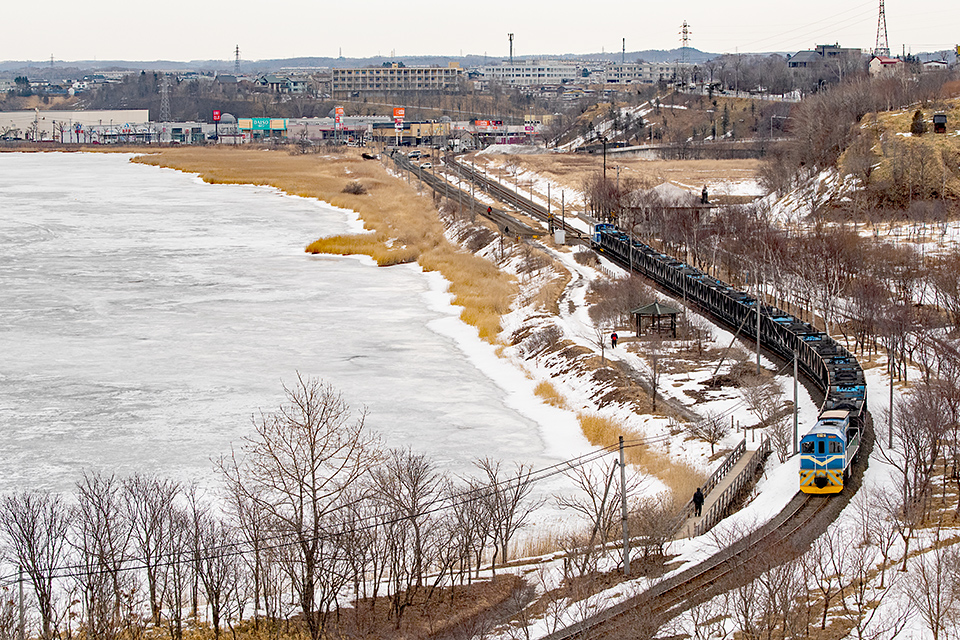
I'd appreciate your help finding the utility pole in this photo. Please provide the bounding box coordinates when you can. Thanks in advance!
[619,436,631,577]
[889,358,895,448]
[756,291,761,375]
[18,566,24,640]
[793,351,799,455]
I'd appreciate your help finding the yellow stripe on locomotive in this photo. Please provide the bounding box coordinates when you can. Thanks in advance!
[799,415,850,494]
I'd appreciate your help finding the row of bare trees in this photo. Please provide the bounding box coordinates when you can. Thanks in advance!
[667,476,960,640]
[0,377,545,640]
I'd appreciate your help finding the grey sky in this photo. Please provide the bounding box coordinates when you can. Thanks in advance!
[3,0,956,63]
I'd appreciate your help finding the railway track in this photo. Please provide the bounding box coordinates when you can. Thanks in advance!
[445,156,587,241]
[544,493,833,640]
[390,153,540,237]
[391,148,871,636]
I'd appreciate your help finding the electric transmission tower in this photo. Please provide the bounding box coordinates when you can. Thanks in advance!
[874,0,890,56]
[234,45,241,75]
[159,74,171,123]
[679,21,692,64]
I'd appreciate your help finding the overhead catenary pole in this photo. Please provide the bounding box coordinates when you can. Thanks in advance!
[619,435,631,577]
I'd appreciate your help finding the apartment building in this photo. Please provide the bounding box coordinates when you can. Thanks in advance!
[332,63,461,97]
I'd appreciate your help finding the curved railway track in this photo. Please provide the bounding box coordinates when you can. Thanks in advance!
[541,492,844,640]
[392,148,871,636]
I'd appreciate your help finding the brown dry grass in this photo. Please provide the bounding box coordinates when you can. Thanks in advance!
[132,147,517,342]
[578,413,706,504]
[534,380,568,409]
[474,152,760,203]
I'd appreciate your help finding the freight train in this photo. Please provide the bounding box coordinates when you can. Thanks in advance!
[591,223,866,494]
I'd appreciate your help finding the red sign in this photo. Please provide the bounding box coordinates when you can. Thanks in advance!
[393,107,405,119]
[335,106,344,116]
[213,110,221,122]
[476,120,489,127]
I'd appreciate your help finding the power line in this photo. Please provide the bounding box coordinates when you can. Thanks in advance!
[0,436,667,589]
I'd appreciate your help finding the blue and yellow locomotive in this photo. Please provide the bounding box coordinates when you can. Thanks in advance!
[591,222,867,494]
[799,410,861,493]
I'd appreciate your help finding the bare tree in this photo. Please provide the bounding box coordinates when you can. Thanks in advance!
[555,460,623,548]
[123,474,179,627]
[159,507,193,640]
[475,459,542,572]
[0,492,70,640]
[0,586,15,640]
[217,375,378,640]
[739,373,785,429]
[909,539,960,640]
[195,513,241,640]
[72,472,134,640]
[373,448,443,626]
[639,333,666,412]
[686,411,729,456]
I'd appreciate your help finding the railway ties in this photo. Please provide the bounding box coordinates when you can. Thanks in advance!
[391,154,541,237]
[444,156,586,241]
[544,493,830,640]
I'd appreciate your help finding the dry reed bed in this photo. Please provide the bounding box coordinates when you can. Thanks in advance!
[535,381,705,505]
[133,147,516,341]
[134,148,702,505]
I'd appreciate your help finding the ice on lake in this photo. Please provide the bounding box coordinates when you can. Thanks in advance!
[0,153,580,500]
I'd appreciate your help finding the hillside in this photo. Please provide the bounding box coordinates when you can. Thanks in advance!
[839,97,960,208]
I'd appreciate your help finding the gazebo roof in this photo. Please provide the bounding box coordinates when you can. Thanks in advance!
[631,301,681,316]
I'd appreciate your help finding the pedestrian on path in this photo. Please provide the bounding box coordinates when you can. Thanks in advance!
[693,487,704,517]
[611,332,618,348]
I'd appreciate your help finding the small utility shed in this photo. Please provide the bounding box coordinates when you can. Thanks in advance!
[934,113,947,134]
[631,301,681,338]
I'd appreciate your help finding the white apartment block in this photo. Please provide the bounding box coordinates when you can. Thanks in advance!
[478,60,580,86]
[601,62,694,85]
[332,63,461,96]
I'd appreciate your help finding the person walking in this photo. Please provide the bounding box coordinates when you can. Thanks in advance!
[611,332,618,348]
[693,487,704,517]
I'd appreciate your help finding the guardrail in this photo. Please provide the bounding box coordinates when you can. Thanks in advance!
[693,436,771,537]
[667,437,746,538]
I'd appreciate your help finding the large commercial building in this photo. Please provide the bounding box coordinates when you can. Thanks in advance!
[332,63,461,97]
[478,60,580,86]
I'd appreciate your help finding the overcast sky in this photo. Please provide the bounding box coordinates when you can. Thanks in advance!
[3,0,957,63]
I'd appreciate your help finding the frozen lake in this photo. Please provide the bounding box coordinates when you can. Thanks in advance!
[0,153,578,498]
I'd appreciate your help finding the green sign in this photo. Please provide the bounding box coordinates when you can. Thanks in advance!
[252,117,272,130]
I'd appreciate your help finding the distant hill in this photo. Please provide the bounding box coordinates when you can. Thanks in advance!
[0,49,717,77]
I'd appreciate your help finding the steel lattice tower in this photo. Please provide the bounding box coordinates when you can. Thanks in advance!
[679,21,692,64]
[234,45,241,75]
[874,0,890,56]
[159,74,171,123]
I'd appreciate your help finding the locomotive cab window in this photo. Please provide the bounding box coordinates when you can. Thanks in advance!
[817,441,825,454]
[829,441,843,454]
[802,442,814,454]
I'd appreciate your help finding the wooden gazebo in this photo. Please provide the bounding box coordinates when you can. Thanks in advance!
[631,301,681,338]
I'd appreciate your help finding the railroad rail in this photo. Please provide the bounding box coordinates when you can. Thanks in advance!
[390,153,540,237]
[543,492,832,640]
[442,155,587,241]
